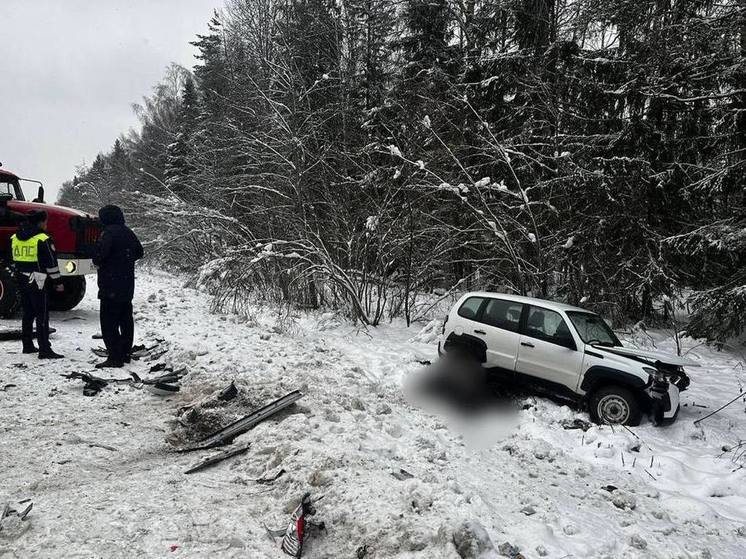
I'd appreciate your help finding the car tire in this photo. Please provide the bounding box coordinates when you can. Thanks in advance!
[48,276,87,312]
[0,263,21,318]
[589,385,642,426]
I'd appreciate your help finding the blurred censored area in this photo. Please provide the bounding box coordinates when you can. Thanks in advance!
[404,352,510,414]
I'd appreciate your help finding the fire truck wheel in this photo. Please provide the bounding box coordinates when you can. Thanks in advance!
[49,276,87,312]
[0,263,21,318]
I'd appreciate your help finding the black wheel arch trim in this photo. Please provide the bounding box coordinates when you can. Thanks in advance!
[443,332,488,363]
[581,366,647,394]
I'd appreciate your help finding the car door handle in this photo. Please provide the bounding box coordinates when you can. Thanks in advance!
[521,342,534,348]
[474,329,486,335]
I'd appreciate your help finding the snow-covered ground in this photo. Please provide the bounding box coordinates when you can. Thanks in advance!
[2,271,745,558]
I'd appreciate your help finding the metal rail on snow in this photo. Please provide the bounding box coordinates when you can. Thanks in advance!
[179,390,304,452]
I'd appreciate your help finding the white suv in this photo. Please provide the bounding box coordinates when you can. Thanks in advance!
[438,292,697,425]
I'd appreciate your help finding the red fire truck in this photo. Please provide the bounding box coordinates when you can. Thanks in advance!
[0,165,100,317]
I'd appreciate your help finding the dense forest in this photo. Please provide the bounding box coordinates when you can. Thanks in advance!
[59,0,745,340]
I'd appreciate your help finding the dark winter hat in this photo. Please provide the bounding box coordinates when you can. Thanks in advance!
[99,205,125,226]
[26,210,47,225]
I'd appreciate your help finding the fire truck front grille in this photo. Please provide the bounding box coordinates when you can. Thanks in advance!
[70,216,102,257]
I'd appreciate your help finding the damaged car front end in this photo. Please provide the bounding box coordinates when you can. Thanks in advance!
[601,347,698,424]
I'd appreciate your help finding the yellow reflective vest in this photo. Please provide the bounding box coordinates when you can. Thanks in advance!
[11,233,50,263]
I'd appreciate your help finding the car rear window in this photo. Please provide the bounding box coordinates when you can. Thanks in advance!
[457,297,484,320]
[482,299,523,332]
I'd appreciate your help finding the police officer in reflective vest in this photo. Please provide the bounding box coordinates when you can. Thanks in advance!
[11,210,64,359]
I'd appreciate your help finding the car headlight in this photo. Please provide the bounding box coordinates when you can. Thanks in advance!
[643,366,666,382]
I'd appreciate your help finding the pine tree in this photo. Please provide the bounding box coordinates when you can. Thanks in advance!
[343,0,397,110]
[165,77,200,195]
[109,139,131,190]
[191,13,230,120]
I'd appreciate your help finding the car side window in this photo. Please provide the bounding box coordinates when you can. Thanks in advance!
[525,306,573,345]
[481,299,523,332]
[457,297,484,320]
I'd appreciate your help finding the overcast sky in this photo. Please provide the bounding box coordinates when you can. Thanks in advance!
[0,0,225,202]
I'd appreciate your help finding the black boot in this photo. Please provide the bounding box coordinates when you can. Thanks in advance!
[22,343,38,354]
[96,358,124,369]
[39,349,64,359]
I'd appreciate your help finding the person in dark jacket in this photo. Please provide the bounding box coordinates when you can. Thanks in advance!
[92,205,143,368]
[11,210,64,359]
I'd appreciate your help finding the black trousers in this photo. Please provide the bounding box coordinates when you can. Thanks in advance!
[100,298,134,363]
[19,282,50,352]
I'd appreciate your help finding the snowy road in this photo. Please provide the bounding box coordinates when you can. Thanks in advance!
[2,272,746,558]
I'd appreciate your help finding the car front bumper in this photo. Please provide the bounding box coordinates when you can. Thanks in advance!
[645,382,680,424]
[662,383,681,421]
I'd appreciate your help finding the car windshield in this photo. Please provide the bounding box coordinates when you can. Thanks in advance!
[566,311,621,347]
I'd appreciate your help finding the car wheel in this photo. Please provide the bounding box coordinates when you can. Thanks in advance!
[589,385,642,426]
[0,263,21,318]
[48,276,87,311]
